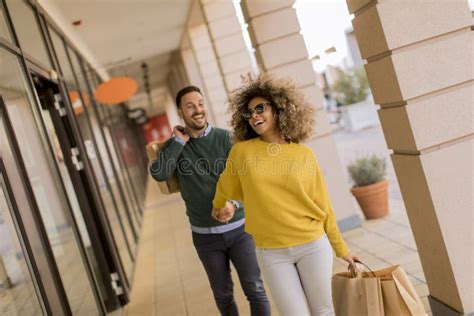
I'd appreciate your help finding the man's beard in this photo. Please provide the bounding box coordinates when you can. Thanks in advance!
[184,113,207,130]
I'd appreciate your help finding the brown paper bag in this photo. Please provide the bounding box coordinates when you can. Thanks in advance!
[333,266,385,316]
[376,266,426,316]
[333,263,426,316]
[146,141,179,194]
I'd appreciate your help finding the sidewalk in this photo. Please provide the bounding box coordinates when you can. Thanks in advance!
[125,125,431,315]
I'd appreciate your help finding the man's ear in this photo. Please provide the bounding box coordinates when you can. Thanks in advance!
[177,107,183,119]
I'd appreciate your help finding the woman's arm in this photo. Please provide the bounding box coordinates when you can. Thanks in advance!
[213,146,244,209]
[310,154,350,258]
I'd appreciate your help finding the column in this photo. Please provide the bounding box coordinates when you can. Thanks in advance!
[201,0,256,91]
[241,0,361,230]
[348,0,473,314]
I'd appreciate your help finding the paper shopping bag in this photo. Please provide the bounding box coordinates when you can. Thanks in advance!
[376,265,426,316]
[332,266,385,316]
[146,141,179,194]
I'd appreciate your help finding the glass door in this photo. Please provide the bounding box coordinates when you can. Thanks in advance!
[31,76,129,312]
[0,159,44,315]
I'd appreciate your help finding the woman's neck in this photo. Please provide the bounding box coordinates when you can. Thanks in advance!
[259,130,288,144]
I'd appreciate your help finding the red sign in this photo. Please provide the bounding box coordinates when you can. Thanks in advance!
[143,114,172,143]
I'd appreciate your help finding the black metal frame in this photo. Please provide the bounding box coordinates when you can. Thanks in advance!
[30,74,112,314]
[32,72,130,309]
[0,158,48,315]
[64,40,135,263]
[0,95,71,315]
[79,58,139,241]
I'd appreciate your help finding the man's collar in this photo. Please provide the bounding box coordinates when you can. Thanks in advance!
[188,123,212,139]
[197,123,212,138]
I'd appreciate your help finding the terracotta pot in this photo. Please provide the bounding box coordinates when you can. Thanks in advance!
[350,180,389,219]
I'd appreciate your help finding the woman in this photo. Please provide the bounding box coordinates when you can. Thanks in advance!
[212,74,357,316]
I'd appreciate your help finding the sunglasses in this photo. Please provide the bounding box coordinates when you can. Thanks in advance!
[242,102,271,121]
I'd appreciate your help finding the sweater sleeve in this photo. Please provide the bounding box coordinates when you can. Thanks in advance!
[213,145,243,209]
[149,138,184,181]
[311,154,349,258]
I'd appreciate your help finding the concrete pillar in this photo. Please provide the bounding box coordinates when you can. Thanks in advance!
[241,0,360,231]
[181,0,231,129]
[347,1,473,314]
[200,0,256,91]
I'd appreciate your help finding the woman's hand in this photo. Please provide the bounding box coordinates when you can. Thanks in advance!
[342,253,359,266]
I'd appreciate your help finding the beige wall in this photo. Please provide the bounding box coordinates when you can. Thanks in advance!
[348,0,473,313]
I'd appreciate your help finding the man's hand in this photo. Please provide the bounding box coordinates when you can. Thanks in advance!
[173,125,190,143]
[212,201,236,224]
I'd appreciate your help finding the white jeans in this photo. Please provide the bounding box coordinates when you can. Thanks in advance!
[256,235,334,316]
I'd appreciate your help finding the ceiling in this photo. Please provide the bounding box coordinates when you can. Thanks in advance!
[42,0,193,113]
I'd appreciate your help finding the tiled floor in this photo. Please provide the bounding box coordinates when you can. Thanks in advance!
[123,180,431,316]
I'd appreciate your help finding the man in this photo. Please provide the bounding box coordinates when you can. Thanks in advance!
[149,86,270,316]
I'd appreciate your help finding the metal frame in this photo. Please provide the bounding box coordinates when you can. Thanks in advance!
[29,73,108,315]
[0,95,70,315]
[79,58,140,240]
[64,45,135,262]
[32,76,127,311]
[0,158,48,315]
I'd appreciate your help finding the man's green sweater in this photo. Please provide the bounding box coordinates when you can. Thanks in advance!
[150,127,244,227]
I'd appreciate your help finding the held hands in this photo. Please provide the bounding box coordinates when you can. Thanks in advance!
[212,201,236,224]
[173,125,190,143]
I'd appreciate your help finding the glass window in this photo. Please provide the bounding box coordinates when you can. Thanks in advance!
[64,47,134,277]
[0,48,98,314]
[89,73,142,225]
[5,0,52,68]
[0,171,43,315]
[47,26,72,79]
[84,65,140,235]
[0,3,12,41]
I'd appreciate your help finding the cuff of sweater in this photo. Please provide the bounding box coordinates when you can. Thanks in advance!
[213,194,227,209]
[335,244,350,258]
[173,136,186,146]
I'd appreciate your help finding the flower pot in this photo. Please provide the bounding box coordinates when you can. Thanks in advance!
[350,180,389,219]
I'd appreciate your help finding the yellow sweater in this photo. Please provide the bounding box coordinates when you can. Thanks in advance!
[213,138,349,257]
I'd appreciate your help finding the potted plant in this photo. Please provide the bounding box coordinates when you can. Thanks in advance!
[347,154,388,219]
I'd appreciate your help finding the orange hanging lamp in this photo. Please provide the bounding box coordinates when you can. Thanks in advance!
[94,76,138,105]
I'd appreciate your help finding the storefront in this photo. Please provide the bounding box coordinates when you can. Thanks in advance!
[0,0,146,314]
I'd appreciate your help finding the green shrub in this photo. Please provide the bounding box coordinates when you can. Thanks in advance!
[332,68,370,105]
[348,154,386,187]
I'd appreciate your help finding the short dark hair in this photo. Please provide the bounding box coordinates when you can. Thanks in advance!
[175,85,201,108]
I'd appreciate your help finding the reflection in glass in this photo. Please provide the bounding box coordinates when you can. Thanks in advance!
[0,174,42,315]
[60,46,134,276]
[0,49,98,314]
[83,66,140,238]
[5,0,51,68]
[93,84,142,227]
[0,3,12,41]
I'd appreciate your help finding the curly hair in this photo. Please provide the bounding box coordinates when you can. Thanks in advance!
[228,73,315,143]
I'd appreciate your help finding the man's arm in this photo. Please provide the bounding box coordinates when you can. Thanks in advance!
[149,138,185,181]
[150,126,190,181]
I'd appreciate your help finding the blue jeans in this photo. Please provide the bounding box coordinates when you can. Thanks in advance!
[192,225,271,316]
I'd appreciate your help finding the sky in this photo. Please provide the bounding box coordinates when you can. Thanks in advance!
[295,0,353,71]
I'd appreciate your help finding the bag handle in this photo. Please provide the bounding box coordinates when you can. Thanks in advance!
[348,259,377,278]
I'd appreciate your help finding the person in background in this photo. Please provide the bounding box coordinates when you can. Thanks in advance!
[213,74,358,316]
